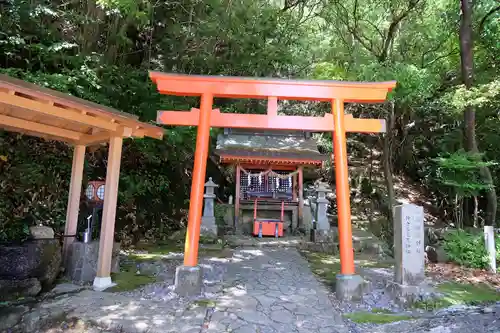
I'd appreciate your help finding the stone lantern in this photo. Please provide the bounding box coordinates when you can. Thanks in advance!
[201,177,218,236]
[315,183,330,231]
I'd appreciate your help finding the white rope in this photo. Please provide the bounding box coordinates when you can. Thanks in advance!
[239,165,299,179]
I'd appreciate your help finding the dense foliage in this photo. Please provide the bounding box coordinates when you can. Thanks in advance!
[443,230,500,269]
[0,0,499,243]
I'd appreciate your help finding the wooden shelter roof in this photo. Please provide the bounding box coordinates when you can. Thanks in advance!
[0,74,164,145]
[215,129,327,166]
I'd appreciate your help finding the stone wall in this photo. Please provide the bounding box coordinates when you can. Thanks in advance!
[0,239,61,300]
[65,241,120,284]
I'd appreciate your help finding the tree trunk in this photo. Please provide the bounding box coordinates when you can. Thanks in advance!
[459,0,497,227]
[382,101,396,241]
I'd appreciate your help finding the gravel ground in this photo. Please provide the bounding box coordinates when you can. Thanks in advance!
[327,265,441,315]
[5,247,500,333]
[117,251,227,303]
[365,303,500,333]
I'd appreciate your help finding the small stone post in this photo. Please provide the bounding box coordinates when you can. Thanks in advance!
[201,177,218,236]
[484,226,497,273]
[391,203,427,302]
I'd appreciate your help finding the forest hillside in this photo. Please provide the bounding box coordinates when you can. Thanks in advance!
[0,0,499,244]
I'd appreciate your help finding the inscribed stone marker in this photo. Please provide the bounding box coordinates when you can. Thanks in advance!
[394,203,425,285]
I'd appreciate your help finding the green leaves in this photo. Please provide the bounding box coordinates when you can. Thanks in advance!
[442,80,500,111]
[432,149,496,198]
[443,229,499,269]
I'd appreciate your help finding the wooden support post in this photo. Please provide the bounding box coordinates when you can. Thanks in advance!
[63,144,86,262]
[183,93,213,267]
[235,164,241,230]
[332,99,355,275]
[94,136,123,290]
[292,172,297,201]
[267,97,278,116]
[298,166,304,228]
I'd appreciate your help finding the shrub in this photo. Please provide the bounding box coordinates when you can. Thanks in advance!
[443,229,499,270]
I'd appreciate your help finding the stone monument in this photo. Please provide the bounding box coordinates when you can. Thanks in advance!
[309,183,338,253]
[394,203,425,285]
[201,177,218,236]
[390,203,428,302]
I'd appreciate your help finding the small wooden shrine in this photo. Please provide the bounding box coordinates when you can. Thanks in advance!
[215,128,327,235]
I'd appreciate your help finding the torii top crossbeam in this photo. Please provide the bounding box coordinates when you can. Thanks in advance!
[151,72,396,133]
[150,71,396,287]
[150,72,395,102]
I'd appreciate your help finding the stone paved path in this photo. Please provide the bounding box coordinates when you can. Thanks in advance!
[204,248,348,333]
[6,247,347,333]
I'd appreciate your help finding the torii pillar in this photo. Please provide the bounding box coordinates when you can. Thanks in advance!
[150,72,396,299]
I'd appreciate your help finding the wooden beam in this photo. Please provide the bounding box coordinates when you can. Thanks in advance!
[95,136,123,290]
[238,164,297,171]
[220,155,324,166]
[158,109,386,133]
[267,97,278,116]
[292,172,297,201]
[63,145,86,261]
[298,166,304,229]
[141,127,164,140]
[1,124,74,143]
[0,114,82,141]
[235,163,241,230]
[79,126,134,146]
[333,99,355,275]
[150,71,396,102]
[132,129,146,138]
[183,93,213,267]
[0,92,119,131]
[80,133,111,146]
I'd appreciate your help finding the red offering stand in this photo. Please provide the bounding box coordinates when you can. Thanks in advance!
[252,199,284,238]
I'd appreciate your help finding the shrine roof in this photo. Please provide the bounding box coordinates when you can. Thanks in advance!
[0,74,163,144]
[214,129,327,163]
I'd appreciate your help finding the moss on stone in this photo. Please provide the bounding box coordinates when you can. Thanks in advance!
[107,269,156,292]
[301,250,394,283]
[134,242,183,255]
[355,258,394,269]
[344,312,412,324]
[199,247,233,258]
[371,308,393,314]
[413,282,500,310]
[124,241,232,269]
[188,299,217,309]
[301,251,341,283]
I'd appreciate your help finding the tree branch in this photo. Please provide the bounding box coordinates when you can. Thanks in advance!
[420,30,455,68]
[379,0,422,62]
[423,49,460,68]
[478,5,500,35]
[348,0,379,57]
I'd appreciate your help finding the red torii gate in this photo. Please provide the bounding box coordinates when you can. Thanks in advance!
[150,72,396,297]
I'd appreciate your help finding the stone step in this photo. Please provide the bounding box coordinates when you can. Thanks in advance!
[351,228,390,257]
[225,235,303,248]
